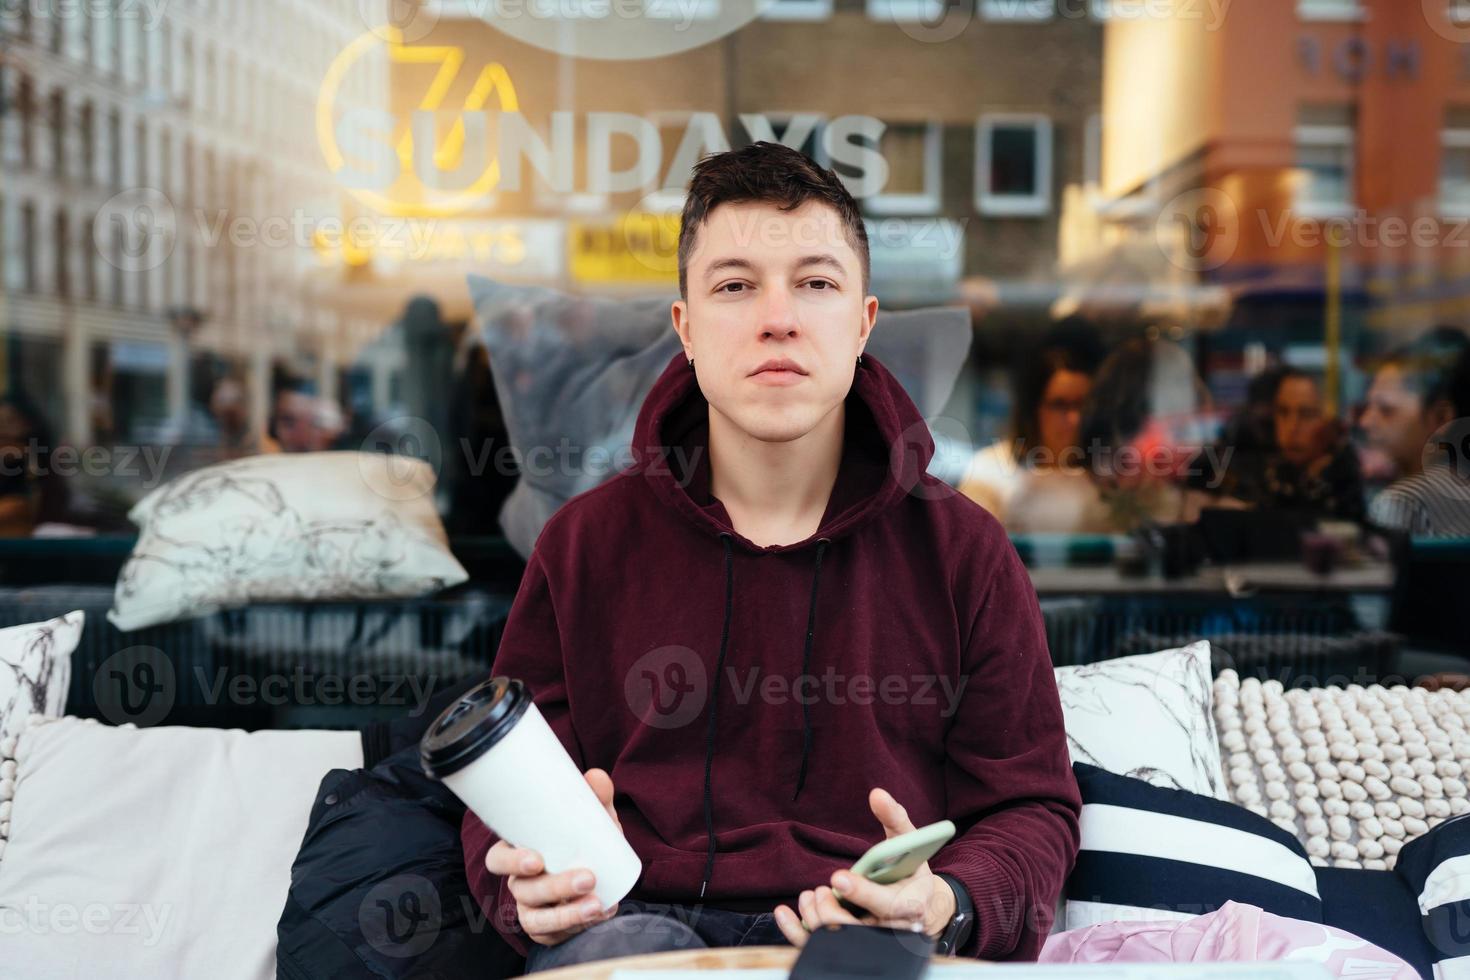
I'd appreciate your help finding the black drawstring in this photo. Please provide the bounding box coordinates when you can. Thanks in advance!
[698,533,831,898]
[700,532,736,899]
[793,538,830,802]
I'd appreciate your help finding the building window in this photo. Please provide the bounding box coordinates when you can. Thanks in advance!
[759,0,833,19]
[21,201,38,292]
[48,90,65,179]
[980,0,1053,21]
[1441,109,1470,216]
[975,113,1053,216]
[866,0,945,24]
[1084,112,1103,187]
[1297,0,1366,21]
[54,210,70,299]
[78,103,95,186]
[1293,106,1355,217]
[109,109,122,187]
[865,121,942,216]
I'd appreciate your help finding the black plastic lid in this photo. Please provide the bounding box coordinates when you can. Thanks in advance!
[420,676,531,779]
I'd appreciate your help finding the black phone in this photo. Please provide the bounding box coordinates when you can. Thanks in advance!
[788,923,934,980]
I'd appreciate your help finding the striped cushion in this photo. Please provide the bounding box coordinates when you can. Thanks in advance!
[1395,813,1470,978]
[1067,763,1323,931]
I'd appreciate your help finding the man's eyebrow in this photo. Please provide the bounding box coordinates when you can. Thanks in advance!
[703,257,758,279]
[794,253,847,275]
[702,253,848,280]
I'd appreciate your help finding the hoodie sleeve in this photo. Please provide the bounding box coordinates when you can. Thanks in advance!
[926,533,1081,961]
[461,549,582,957]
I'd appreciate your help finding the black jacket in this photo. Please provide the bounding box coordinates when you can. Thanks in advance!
[276,678,526,979]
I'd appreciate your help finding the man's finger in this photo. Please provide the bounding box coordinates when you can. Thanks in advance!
[520,896,612,939]
[509,867,597,908]
[831,870,898,919]
[869,787,917,839]
[487,842,543,877]
[774,905,808,948]
[811,886,864,928]
[586,768,621,827]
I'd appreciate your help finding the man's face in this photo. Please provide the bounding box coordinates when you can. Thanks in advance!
[274,391,319,453]
[1361,364,1430,474]
[671,200,878,444]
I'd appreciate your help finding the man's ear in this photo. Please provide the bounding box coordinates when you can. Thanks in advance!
[857,294,879,358]
[1427,397,1457,435]
[671,298,693,360]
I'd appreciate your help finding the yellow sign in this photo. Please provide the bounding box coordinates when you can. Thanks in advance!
[317,28,518,218]
[569,213,681,284]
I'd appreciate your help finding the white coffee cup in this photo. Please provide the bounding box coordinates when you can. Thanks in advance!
[421,677,641,910]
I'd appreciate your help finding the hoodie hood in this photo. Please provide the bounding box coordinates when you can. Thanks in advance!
[631,352,935,553]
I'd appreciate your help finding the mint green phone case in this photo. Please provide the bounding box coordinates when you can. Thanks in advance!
[850,819,956,884]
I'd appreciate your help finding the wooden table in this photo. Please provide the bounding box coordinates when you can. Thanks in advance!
[531,944,979,979]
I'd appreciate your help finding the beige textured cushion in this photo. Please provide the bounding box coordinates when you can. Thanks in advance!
[1214,670,1470,871]
[0,717,361,980]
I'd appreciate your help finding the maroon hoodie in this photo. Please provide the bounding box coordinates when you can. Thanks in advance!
[462,353,1080,960]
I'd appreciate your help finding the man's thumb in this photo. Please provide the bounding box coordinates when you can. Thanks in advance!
[870,788,916,838]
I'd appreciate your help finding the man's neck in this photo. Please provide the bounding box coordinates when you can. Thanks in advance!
[707,403,845,548]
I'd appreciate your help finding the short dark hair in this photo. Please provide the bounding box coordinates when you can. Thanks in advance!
[1010,315,1105,463]
[677,141,870,299]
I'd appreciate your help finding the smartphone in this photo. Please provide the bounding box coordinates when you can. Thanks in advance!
[790,923,934,980]
[836,819,955,915]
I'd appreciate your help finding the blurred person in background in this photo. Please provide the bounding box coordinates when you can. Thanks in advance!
[0,393,70,536]
[1080,336,1244,530]
[1360,327,1467,485]
[208,377,260,461]
[959,318,1111,533]
[1367,338,1470,537]
[263,377,344,454]
[1213,367,1364,522]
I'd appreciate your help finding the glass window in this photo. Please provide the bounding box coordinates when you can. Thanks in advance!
[975,113,1052,216]
[1441,108,1470,216]
[866,0,945,23]
[980,0,1053,21]
[1293,105,1355,217]
[759,0,833,20]
[1297,0,1365,19]
[865,121,942,216]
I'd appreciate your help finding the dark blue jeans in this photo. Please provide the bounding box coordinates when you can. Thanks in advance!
[523,899,790,973]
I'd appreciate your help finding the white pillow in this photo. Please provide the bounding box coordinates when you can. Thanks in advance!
[1213,671,1470,871]
[0,611,83,746]
[108,451,469,631]
[1054,641,1228,800]
[0,717,361,980]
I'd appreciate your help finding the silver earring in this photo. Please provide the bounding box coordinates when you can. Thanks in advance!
[857,354,863,366]
[688,358,695,369]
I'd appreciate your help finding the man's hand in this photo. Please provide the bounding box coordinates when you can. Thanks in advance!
[484,768,623,947]
[773,788,957,947]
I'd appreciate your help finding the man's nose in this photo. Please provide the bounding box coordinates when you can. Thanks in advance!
[759,287,799,338]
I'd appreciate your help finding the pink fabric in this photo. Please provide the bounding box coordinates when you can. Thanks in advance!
[1040,901,1416,979]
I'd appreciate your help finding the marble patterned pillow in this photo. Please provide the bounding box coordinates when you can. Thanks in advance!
[0,611,83,747]
[108,452,468,631]
[1055,641,1228,801]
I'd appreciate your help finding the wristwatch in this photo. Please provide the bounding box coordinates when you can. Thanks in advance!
[932,873,975,956]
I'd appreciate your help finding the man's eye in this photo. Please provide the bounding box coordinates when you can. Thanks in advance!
[718,282,746,294]
[806,280,833,290]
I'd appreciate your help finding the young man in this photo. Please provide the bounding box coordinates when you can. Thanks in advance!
[462,141,1080,971]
